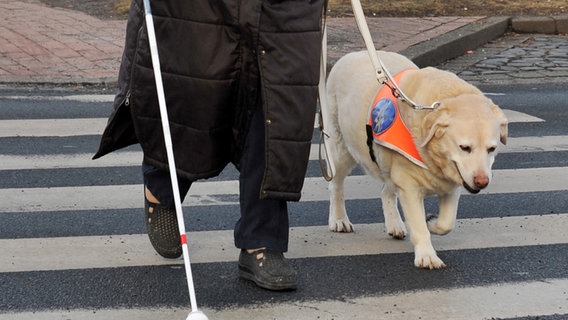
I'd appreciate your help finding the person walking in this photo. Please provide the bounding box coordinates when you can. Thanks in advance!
[94,0,326,291]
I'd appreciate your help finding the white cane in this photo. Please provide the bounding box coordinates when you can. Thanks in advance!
[142,1,208,319]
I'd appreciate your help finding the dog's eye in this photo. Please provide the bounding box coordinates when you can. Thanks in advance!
[488,146,496,153]
[460,145,472,153]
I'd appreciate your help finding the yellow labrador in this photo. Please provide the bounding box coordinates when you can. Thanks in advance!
[324,51,508,269]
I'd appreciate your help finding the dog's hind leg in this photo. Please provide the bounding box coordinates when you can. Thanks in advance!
[427,189,460,235]
[381,182,407,239]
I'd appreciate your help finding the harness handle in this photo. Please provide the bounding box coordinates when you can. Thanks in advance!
[351,0,440,110]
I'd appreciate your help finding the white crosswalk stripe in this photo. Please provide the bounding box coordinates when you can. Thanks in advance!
[1,94,567,319]
[0,278,565,320]
[1,134,568,170]
[1,166,567,212]
[1,214,567,272]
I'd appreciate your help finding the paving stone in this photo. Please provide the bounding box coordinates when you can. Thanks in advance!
[2,0,568,87]
[0,0,483,85]
[439,33,568,85]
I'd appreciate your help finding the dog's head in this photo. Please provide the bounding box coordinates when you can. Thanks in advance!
[420,94,508,194]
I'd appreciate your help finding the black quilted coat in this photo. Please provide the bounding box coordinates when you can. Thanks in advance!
[93,0,325,201]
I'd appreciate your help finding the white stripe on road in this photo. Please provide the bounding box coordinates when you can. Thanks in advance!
[1,95,116,103]
[0,278,565,320]
[0,118,109,137]
[0,151,142,170]
[197,278,568,320]
[1,135,567,170]
[0,214,566,272]
[502,135,568,153]
[0,167,566,213]
[0,278,564,320]
[502,109,545,123]
[0,108,541,138]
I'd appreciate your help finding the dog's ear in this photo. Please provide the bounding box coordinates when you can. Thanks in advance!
[491,104,508,145]
[420,108,450,147]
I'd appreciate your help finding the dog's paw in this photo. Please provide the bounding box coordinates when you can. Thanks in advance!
[426,214,453,236]
[386,221,407,239]
[329,219,354,233]
[414,252,446,269]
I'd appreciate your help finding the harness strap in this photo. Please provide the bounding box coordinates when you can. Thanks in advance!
[366,70,410,165]
[365,124,377,163]
[366,69,428,169]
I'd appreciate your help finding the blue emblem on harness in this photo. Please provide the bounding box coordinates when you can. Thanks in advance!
[371,98,396,135]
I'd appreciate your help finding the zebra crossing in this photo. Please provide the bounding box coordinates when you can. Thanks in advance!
[0,91,567,320]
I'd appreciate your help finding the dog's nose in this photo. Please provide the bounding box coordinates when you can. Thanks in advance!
[474,175,489,189]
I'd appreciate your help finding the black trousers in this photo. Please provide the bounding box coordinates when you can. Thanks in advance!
[143,110,289,252]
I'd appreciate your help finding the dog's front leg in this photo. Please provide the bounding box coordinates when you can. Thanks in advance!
[398,190,446,269]
[428,189,460,235]
[381,182,407,239]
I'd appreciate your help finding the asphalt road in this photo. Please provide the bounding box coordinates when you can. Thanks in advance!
[0,79,567,320]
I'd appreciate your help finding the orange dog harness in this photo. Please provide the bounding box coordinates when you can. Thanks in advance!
[366,69,427,169]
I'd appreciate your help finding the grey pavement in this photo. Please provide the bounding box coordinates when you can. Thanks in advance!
[440,33,568,85]
[0,0,567,87]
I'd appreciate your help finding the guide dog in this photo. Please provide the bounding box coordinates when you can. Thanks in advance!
[324,51,508,269]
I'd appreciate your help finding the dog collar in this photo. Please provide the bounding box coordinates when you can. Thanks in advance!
[367,69,427,169]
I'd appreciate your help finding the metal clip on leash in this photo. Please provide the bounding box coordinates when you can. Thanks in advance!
[350,0,440,111]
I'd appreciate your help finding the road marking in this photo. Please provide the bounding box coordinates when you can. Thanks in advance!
[0,214,566,272]
[0,279,568,320]
[0,151,142,169]
[503,109,544,123]
[0,108,543,138]
[0,135,566,170]
[503,135,568,152]
[1,95,115,103]
[0,166,566,213]
[205,278,568,320]
[0,118,109,137]
[0,278,564,319]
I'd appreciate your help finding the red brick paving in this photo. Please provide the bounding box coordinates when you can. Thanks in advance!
[0,0,482,85]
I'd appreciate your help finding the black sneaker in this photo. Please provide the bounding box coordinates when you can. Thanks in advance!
[145,197,182,258]
[238,248,297,291]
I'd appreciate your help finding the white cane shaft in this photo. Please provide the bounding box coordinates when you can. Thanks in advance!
[143,0,200,314]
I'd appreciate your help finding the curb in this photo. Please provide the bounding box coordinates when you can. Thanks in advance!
[401,16,511,67]
[512,15,568,34]
[401,15,567,68]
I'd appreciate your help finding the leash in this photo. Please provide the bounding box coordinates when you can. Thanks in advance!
[317,1,440,180]
[317,16,336,181]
